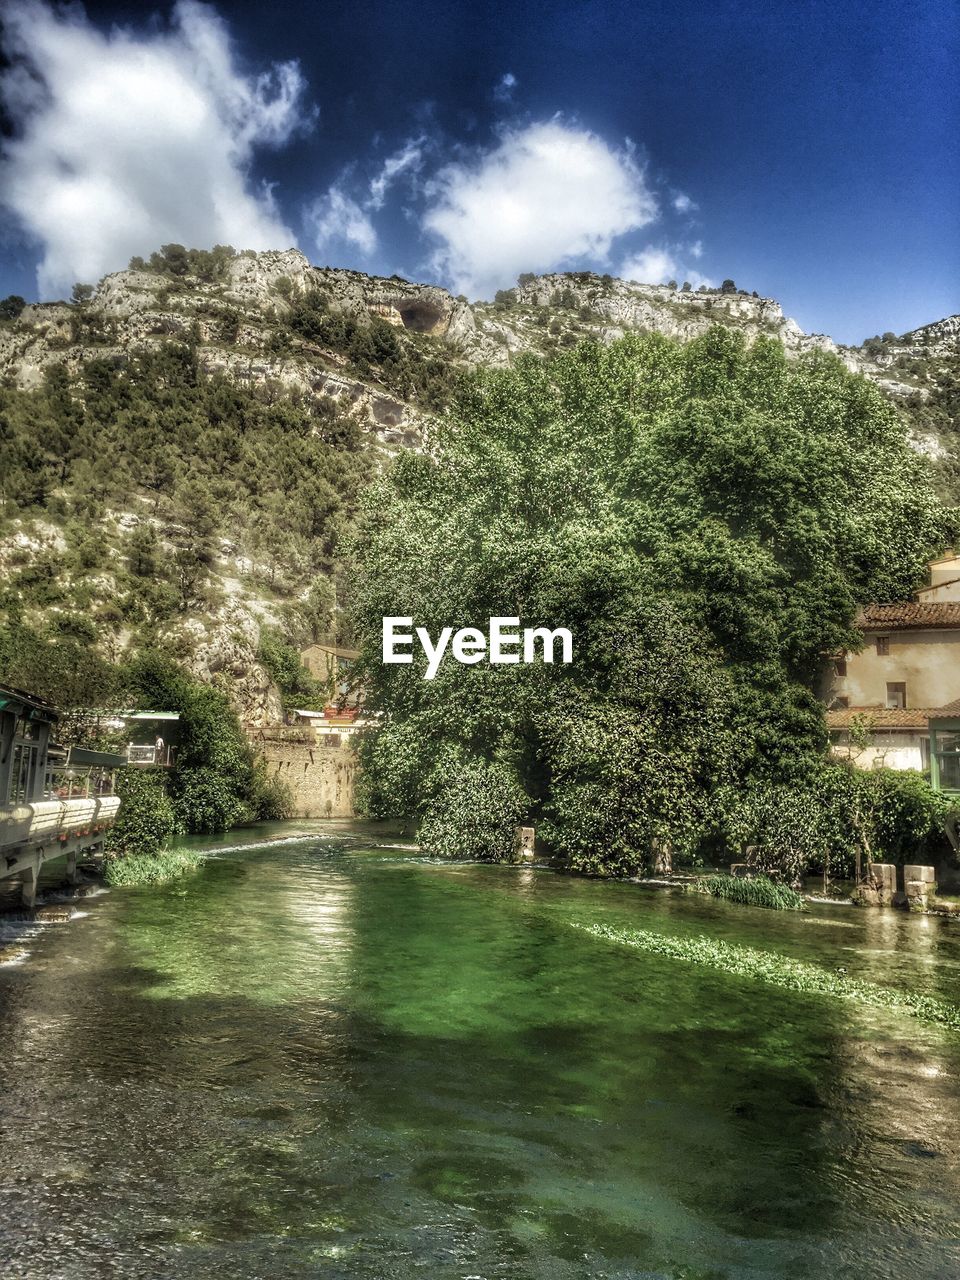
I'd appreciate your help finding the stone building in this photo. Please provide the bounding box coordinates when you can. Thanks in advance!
[825,554,960,772]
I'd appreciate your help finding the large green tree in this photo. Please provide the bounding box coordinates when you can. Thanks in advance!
[350,328,950,874]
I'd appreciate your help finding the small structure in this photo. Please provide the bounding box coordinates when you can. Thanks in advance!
[291,703,369,749]
[0,686,124,908]
[119,711,180,767]
[68,709,180,767]
[300,643,360,694]
[824,554,960,771]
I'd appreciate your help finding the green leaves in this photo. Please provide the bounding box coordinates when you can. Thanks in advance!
[350,328,948,874]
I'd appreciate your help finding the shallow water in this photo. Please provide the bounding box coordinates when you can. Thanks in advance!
[2,823,960,1278]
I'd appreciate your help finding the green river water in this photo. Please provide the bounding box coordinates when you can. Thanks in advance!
[2,822,960,1278]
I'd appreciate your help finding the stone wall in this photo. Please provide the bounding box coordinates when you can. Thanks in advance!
[257,732,356,818]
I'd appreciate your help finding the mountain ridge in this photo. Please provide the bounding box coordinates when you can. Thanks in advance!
[0,246,956,721]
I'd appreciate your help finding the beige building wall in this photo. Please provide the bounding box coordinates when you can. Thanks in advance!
[830,732,925,772]
[832,630,960,708]
[917,580,960,602]
[258,737,357,818]
[927,553,960,586]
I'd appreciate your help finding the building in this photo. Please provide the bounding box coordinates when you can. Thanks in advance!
[290,703,371,749]
[825,554,960,773]
[300,643,360,694]
[0,686,124,907]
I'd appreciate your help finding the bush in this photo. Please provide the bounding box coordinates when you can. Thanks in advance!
[172,766,246,833]
[418,751,529,861]
[106,768,182,858]
[250,761,294,820]
[696,873,806,911]
[103,848,202,886]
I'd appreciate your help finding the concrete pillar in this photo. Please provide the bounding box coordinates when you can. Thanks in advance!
[514,826,536,863]
[18,859,38,910]
[857,861,898,907]
[65,849,80,886]
[904,864,936,909]
[904,864,936,887]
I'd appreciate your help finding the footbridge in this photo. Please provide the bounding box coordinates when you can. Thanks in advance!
[0,687,124,908]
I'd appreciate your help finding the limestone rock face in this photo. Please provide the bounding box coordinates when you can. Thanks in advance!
[178,604,283,727]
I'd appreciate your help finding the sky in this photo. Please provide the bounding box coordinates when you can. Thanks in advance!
[0,0,956,344]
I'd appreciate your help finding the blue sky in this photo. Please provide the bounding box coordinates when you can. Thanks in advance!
[0,0,956,343]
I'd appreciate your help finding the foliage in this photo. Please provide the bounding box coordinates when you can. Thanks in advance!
[258,628,325,710]
[286,290,459,409]
[580,922,960,1030]
[0,294,26,321]
[126,652,284,832]
[105,768,183,858]
[350,329,948,875]
[130,243,237,282]
[417,749,529,860]
[250,760,294,821]
[729,763,952,882]
[696,874,806,911]
[103,846,203,886]
[0,341,371,621]
[0,619,125,708]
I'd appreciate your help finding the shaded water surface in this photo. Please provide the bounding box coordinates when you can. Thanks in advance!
[2,825,960,1278]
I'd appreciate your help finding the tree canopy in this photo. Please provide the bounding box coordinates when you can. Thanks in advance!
[350,327,951,874]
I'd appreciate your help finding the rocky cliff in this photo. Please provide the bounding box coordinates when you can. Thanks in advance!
[0,247,956,721]
[5,248,951,447]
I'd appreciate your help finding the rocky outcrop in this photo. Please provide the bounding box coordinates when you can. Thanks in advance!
[177,603,283,727]
[2,250,955,444]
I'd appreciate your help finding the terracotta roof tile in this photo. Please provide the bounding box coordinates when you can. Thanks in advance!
[858,602,960,630]
[825,706,932,729]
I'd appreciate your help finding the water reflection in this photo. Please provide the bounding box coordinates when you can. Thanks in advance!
[1,832,959,1277]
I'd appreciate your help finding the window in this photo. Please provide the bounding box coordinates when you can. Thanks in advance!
[835,657,847,677]
[876,636,890,656]
[886,681,907,709]
[935,732,960,790]
[832,696,850,709]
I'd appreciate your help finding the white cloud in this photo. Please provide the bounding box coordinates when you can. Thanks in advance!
[620,243,712,289]
[621,247,680,284]
[494,72,517,102]
[368,139,423,210]
[672,192,696,214]
[307,187,377,256]
[0,0,309,297]
[423,120,658,298]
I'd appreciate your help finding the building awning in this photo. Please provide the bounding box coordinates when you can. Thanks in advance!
[0,685,58,721]
[115,711,181,721]
[65,746,127,769]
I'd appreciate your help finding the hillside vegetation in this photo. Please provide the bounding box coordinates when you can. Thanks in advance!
[0,245,957,725]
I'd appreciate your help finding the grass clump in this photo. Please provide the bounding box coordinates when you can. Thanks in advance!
[103,848,203,887]
[577,923,960,1031]
[696,873,806,911]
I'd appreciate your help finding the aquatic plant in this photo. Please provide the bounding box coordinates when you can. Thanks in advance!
[696,873,806,911]
[103,848,203,887]
[577,922,960,1031]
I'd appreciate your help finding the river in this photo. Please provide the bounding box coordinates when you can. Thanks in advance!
[1,823,959,1278]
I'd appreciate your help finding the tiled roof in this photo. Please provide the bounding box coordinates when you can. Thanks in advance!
[930,698,960,720]
[858,602,960,630]
[825,706,932,729]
